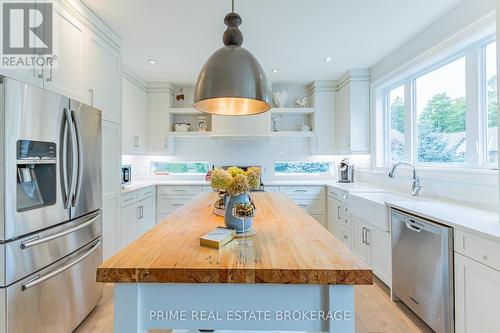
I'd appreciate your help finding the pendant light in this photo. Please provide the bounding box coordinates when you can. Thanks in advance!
[194,0,272,116]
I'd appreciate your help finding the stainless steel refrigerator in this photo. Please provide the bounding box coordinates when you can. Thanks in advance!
[0,77,103,332]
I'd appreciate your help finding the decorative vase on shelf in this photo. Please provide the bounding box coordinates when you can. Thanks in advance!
[273,91,288,108]
[224,193,253,233]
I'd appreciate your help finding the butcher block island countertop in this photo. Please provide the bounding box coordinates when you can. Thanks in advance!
[97,192,373,285]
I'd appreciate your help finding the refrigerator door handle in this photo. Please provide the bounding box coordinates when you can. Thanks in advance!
[61,109,71,209]
[20,212,100,249]
[21,240,101,291]
[71,110,83,207]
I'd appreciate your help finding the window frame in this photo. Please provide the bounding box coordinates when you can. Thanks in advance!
[379,34,497,170]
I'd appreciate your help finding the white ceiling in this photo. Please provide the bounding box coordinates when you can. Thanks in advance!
[82,0,464,85]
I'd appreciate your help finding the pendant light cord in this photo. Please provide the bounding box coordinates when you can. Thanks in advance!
[231,0,234,13]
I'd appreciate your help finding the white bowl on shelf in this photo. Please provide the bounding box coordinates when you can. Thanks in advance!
[174,123,190,132]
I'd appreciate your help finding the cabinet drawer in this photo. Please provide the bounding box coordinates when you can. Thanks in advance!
[281,186,325,196]
[121,192,138,207]
[293,198,325,215]
[158,186,202,195]
[327,186,348,201]
[339,226,352,248]
[157,194,193,213]
[455,229,500,271]
[138,186,156,200]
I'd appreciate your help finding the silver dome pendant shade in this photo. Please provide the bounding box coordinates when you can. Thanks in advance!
[194,8,272,116]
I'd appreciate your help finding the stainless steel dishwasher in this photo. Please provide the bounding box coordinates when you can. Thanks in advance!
[391,209,454,333]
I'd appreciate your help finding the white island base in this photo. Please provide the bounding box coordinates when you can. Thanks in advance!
[114,283,355,333]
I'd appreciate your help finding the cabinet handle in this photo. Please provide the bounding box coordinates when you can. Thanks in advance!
[362,227,366,244]
[164,138,169,149]
[133,136,140,148]
[89,89,94,105]
[365,228,370,246]
[315,137,319,149]
[46,68,53,82]
[124,197,135,202]
[294,189,308,193]
[343,235,348,240]
[173,203,184,207]
[337,206,341,219]
[38,71,44,79]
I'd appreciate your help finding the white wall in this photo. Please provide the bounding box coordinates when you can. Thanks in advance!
[371,0,496,83]
[364,0,498,211]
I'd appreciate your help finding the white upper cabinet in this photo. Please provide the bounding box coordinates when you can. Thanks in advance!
[89,33,122,124]
[122,73,148,154]
[148,85,173,154]
[336,70,370,154]
[310,81,336,155]
[43,4,90,104]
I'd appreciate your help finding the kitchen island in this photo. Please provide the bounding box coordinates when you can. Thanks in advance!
[97,192,372,333]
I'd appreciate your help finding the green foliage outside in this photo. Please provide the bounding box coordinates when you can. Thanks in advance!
[152,162,209,174]
[390,74,497,163]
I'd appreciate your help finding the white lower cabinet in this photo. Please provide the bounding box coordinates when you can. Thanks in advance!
[352,216,372,264]
[370,226,391,286]
[156,185,203,221]
[351,215,392,286]
[120,187,156,249]
[455,253,500,333]
[280,186,326,227]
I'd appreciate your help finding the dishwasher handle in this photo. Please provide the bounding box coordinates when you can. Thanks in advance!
[405,222,422,232]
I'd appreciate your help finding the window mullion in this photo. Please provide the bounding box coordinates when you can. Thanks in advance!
[404,81,413,162]
[465,48,482,166]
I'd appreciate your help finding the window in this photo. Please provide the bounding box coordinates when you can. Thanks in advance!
[416,57,466,163]
[380,34,498,168]
[151,162,209,175]
[274,162,333,175]
[388,85,406,162]
[485,41,497,164]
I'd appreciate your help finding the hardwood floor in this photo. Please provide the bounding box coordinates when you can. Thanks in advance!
[74,278,432,333]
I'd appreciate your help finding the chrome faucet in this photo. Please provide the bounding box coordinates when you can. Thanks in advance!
[388,161,422,196]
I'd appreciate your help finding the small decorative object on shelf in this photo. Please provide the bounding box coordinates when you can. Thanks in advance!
[295,96,307,107]
[272,114,284,132]
[210,166,261,233]
[174,123,190,132]
[197,116,208,132]
[273,90,288,107]
[300,123,311,132]
[175,88,185,107]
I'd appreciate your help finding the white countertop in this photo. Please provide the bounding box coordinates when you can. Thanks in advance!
[122,179,499,241]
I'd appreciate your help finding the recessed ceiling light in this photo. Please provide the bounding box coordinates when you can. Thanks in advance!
[148,59,157,64]
[272,69,279,73]
[324,57,332,62]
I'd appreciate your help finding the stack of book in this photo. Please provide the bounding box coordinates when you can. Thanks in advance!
[200,227,236,248]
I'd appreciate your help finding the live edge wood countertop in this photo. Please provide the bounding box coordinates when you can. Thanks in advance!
[97,193,373,285]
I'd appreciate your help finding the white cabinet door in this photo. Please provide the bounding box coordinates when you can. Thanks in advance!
[44,4,90,104]
[102,121,121,194]
[120,204,138,249]
[148,92,171,154]
[102,121,121,258]
[102,193,120,260]
[352,216,371,264]
[371,227,391,286]
[138,197,156,235]
[311,84,335,154]
[122,76,148,154]
[90,33,121,124]
[336,83,351,153]
[455,253,500,333]
[327,196,342,237]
